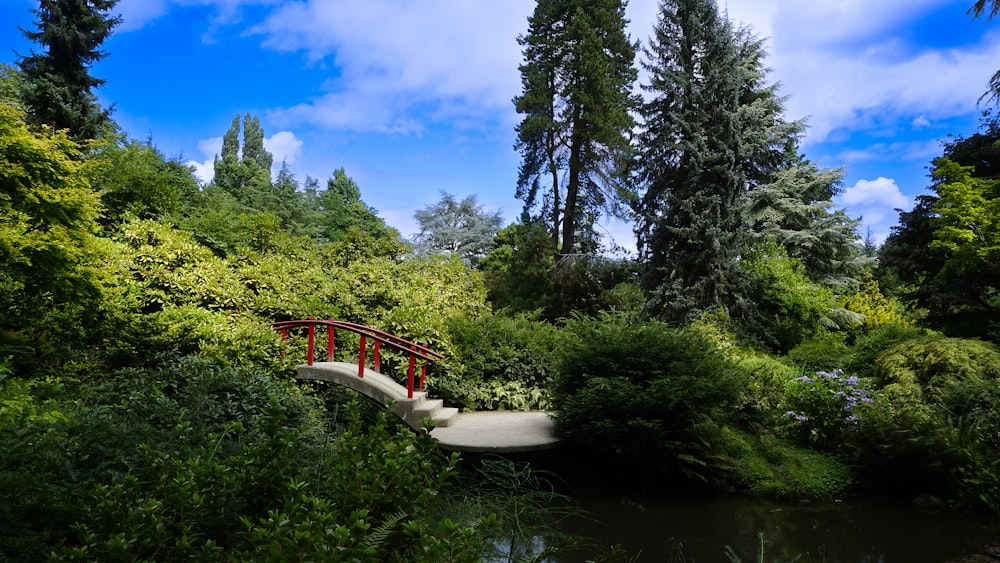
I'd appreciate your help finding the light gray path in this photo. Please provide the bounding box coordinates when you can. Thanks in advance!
[429,411,561,453]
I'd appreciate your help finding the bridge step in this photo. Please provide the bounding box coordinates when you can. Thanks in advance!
[431,407,459,427]
[294,362,459,430]
[413,400,459,427]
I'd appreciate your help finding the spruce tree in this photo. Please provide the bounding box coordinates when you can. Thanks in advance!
[635,0,746,321]
[17,0,121,140]
[634,0,803,322]
[513,0,638,256]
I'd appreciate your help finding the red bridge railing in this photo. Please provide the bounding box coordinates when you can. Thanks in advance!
[271,319,444,399]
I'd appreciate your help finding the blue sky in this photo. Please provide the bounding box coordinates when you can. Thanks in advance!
[2,0,998,249]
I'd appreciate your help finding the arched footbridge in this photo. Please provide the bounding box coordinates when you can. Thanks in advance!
[272,319,560,453]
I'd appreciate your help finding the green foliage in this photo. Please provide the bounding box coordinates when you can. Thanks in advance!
[213,113,273,207]
[747,161,865,288]
[744,244,842,352]
[94,136,199,226]
[553,254,643,318]
[0,102,104,303]
[734,353,802,423]
[314,168,398,243]
[636,1,802,324]
[439,314,562,410]
[784,333,850,374]
[879,115,1000,340]
[844,323,931,379]
[781,369,874,449]
[552,313,744,481]
[328,254,490,367]
[837,272,912,338]
[479,221,555,314]
[1,357,496,560]
[874,336,1000,405]
[668,418,853,500]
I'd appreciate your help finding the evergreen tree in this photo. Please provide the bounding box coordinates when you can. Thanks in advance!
[747,160,864,287]
[880,112,1000,338]
[634,0,746,321]
[478,221,556,314]
[17,0,120,140]
[513,0,638,256]
[315,168,395,242]
[212,113,273,208]
[634,0,805,322]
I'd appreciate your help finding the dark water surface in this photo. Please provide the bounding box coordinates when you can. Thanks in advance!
[557,490,1000,562]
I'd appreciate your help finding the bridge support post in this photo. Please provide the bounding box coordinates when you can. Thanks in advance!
[327,321,335,362]
[407,348,415,399]
[357,335,366,378]
[307,325,315,366]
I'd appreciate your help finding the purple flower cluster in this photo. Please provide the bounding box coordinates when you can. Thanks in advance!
[784,369,874,444]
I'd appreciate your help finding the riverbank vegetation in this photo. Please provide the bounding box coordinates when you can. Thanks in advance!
[4,0,1000,560]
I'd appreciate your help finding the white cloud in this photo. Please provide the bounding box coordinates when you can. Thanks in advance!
[185,131,302,184]
[264,131,304,165]
[912,115,932,128]
[186,136,222,184]
[253,0,532,133]
[756,0,1000,143]
[839,177,913,244]
[115,0,169,32]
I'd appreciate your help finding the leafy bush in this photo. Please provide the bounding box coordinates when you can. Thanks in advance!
[1,357,496,561]
[437,313,562,410]
[784,333,850,374]
[837,273,912,338]
[844,323,932,379]
[734,353,802,423]
[744,244,839,352]
[551,313,744,481]
[874,336,1000,405]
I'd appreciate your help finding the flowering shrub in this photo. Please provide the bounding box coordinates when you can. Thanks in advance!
[783,369,873,448]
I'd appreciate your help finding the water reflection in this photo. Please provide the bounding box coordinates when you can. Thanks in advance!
[557,491,1000,562]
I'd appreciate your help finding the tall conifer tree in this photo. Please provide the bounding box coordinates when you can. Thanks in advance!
[635,0,746,321]
[514,0,638,256]
[634,0,804,322]
[212,114,273,209]
[17,0,120,140]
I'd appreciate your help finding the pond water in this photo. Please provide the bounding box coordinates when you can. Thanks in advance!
[556,489,1000,562]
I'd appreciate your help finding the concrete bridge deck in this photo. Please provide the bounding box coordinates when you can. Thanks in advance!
[294,362,560,453]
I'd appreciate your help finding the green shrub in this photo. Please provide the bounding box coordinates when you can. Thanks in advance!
[874,336,1000,405]
[437,313,562,411]
[844,323,932,379]
[784,333,849,373]
[734,353,802,422]
[837,273,913,338]
[1,357,495,560]
[551,313,743,481]
[744,244,839,352]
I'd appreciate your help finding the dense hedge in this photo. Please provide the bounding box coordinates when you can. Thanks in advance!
[0,357,497,561]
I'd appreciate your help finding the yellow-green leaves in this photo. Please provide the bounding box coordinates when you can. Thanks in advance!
[0,103,104,302]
